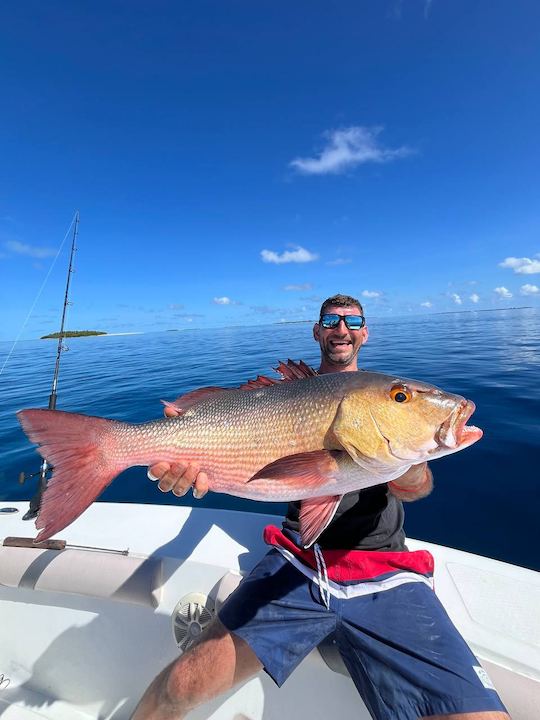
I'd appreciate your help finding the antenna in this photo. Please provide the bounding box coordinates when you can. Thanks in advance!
[22,212,80,521]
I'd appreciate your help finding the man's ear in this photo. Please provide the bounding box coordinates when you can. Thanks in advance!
[361,326,369,344]
[313,323,320,342]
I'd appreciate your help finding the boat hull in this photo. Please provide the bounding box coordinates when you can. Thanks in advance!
[1,501,538,719]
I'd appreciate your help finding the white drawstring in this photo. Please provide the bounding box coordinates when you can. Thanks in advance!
[313,543,331,610]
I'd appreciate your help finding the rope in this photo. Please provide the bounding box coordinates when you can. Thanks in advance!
[314,543,331,610]
[0,213,77,378]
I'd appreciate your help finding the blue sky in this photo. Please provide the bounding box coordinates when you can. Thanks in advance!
[1,0,539,341]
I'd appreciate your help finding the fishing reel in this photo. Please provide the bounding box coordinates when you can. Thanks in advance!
[17,465,53,521]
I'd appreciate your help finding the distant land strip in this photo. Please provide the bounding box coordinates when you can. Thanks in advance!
[41,330,107,339]
[434,306,532,316]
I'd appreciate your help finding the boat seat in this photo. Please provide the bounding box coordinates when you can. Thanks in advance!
[317,637,350,677]
[0,689,94,720]
[0,545,161,607]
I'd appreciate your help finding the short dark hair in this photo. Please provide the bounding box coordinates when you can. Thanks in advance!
[319,294,364,318]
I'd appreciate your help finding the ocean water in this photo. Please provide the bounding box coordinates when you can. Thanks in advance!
[1,308,538,571]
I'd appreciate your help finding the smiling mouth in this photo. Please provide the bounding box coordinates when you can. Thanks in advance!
[435,400,483,449]
[329,341,351,349]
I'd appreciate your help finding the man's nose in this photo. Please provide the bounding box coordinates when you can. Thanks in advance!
[333,319,349,333]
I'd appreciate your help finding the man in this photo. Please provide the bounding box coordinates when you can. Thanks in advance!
[133,294,509,720]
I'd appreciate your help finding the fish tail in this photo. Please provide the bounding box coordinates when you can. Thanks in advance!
[17,409,131,543]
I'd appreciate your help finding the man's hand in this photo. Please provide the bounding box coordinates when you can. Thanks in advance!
[147,405,209,499]
[388,462,433,502]
[148,462,209,498]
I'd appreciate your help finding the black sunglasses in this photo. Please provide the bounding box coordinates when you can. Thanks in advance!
[319,313,366,330]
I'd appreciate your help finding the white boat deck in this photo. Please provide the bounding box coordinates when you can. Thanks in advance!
[1,501,539,719]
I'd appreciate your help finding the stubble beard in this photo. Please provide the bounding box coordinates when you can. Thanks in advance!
[323,342,359,367]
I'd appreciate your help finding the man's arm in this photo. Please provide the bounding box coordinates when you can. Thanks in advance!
[387,462,433,502]
[147,405,209,498]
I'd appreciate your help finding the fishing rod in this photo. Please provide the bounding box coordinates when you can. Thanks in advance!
[21,211,80,521]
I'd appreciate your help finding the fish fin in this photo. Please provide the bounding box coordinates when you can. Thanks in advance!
[165,361,317,407]
[17,409,129,543]
[239,375,280,390]
[239,360,317,390]
[275,359,318,381]
[248,449,342,487]
[161,399,186,414]
[299,495,342,548]
[162,386,231,413]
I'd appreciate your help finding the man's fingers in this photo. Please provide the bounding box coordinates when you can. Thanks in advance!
[164,406,180,418]
[171,463,202,496]
[158,463,188,494]
[147,462,170,482]
[148,461,207,499]
[192,472,209,499]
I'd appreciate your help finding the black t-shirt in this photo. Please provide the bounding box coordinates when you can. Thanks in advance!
[282,485,406,551]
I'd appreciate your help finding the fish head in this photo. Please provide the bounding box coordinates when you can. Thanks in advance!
[332,373,483,470]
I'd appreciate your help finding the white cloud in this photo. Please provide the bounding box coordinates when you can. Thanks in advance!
[499,256,540,275]
[451,293,462,305]
[326,257,352,266]
[470,293,480,303]
[289,126,412,176]
[4,240,57,258]
[284,283,313,291]
[251,305,282,315]
[261,246,318,264]
[520,284,539,296]
[361,290,382,298]
[420,301,432,308]
[214,295,238,305]
[494,286,513,299]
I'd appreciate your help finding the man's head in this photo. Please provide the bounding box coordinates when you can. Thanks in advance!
[314,293,369,372]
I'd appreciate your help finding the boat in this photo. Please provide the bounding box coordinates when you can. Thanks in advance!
[1,499,539,719]
[2,215,538,718]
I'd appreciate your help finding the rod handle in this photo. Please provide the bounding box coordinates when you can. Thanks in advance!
[2,536,66,550]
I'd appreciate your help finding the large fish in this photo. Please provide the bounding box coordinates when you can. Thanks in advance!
[17,361,482,547]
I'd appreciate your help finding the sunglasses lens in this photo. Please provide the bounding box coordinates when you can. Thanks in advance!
[320,314,365,329]
[344,315,364,330]
[321,314,340,328]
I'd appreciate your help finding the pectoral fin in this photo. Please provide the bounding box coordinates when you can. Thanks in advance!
[245,452,344,548]
[299,495,342,548]
[248,450,342,488]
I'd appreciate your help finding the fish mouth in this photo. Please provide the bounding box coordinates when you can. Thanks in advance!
[434,400,483,449]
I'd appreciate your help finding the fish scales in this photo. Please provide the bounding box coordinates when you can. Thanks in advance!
[17,365,483,544]
[134,374,337,487]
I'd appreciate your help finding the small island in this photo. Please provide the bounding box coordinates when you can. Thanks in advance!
[41,330,107,339]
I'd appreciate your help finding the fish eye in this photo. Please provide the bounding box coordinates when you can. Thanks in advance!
[390,385,412,403]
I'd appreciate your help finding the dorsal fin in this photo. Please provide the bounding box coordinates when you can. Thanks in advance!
[239,375,280,391]
[161,387,231,414]
[164,360,318,413]
[276,359,318,380]
[239,359,318,390]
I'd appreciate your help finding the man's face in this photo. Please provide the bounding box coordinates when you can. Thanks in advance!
[314,304,368,367]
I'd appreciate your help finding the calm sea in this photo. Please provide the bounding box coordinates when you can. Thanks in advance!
[1,308,538,571]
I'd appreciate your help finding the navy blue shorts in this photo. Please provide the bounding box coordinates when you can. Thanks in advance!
[219,543,507,720]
